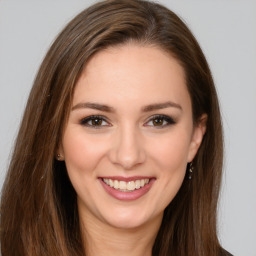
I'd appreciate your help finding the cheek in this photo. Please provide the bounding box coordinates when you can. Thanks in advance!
[149,130,191,173]
[149,130,191,206]
[62,129,108,176]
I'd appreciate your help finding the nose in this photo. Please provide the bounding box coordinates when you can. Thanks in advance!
[108,125,146,170]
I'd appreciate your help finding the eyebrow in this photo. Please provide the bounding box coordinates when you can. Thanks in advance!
[72,102,115,112]
[71,101,182,112]
[141,101,182,112]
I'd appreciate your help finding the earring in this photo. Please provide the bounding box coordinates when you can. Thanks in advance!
[186,162,194,180]
[56,153,63,161]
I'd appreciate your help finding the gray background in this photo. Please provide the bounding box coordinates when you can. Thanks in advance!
[0,1,255,255]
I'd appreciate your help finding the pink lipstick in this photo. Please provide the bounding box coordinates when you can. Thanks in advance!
[99,176,155,201]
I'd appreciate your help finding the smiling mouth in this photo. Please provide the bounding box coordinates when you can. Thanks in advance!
[102,178,150,192]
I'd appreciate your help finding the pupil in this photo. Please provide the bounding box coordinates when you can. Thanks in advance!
[92,119,102,126]
[153,118,163,126]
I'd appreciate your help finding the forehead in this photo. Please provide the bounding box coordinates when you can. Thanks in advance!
[73,44,190,112]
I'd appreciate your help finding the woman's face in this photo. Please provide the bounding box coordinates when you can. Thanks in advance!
[59,44,205,229]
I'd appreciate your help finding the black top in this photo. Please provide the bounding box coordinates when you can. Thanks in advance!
[221,248,233,256]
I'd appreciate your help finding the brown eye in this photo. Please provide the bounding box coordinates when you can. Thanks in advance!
[145,115,176,128]
[80,115,110,128]
[91,118,102,126]
[152,118,164,126]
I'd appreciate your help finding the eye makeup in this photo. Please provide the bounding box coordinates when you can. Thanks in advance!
[79,113,177,129]
[80,115,111,128]
[144,114,176,128]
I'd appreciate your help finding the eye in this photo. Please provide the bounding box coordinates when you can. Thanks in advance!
[80,115,110,128]
[144,115,176,128]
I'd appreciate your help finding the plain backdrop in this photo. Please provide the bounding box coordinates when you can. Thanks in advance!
[0,1,255,255]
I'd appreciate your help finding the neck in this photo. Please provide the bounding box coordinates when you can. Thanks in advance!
[80,211,162,256]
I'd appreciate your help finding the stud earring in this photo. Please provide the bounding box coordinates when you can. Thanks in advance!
[56,154,63,161]
[186,162,194,180]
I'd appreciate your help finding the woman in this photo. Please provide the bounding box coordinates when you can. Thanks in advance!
[0,0,232,255]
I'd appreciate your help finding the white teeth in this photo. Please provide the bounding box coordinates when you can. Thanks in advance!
[119,181,126,190]
[107,179,114,187]
[135,180,140,189]
[127,181,135,191]
[103,178,109,185]
[103,178,150,192]
[114,180,119,189]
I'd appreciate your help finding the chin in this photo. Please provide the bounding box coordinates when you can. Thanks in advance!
[101,207,161,230]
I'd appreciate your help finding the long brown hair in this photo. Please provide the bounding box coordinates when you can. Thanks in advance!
[1,0,225,255]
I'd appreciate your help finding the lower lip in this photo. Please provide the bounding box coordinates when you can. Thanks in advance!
[99,178,155,201]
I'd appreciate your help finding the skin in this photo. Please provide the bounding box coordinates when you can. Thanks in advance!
[58,44,206,256]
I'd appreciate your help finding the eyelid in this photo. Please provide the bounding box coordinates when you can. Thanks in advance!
[80,115,111,128]
[144,114,176,128]
[79,114,176,129]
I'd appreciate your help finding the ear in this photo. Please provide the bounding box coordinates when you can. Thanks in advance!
[187,114,207,162]
[56,143,65,161]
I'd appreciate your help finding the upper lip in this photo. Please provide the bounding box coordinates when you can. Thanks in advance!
[99,176,154,182]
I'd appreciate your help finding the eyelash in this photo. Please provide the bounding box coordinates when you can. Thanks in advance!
[80,115,110,129]
[80,114,176,129]
[144,114,176,128]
